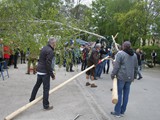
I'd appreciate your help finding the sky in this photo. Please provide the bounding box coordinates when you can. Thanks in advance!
[79,0,93,5]
[74,0,94,6]
[61,0,94,7]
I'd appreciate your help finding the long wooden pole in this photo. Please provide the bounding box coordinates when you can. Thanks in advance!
[112,78,118,104]
[111,33,119,104]
[4,56,110,120]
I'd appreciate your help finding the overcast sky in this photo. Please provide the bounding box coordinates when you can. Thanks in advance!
[80,0,92,5]
[75,0,94,6]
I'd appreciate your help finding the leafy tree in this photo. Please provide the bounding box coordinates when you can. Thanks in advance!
[90,0,134,45]
[90,0,160,46]
[0,0,83,66]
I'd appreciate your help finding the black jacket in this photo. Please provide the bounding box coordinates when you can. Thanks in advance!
[37,44,54,78]
[136,52,141,66]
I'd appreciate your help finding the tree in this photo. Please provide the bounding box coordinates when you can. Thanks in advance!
[0,0,84,66]
[115,0,160,46]
[89,0,160,46]
[90,0,134,44]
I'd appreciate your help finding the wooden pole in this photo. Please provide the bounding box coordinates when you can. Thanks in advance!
[4,56,110,120]
[111,33,119,52]
[111,33,119,104]
[112,77,118,104]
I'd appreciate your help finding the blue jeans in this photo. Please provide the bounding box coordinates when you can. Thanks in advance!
[30,74,50,109]
[137,66,142,78]
[114,80,131,115]
[95,61,104,77]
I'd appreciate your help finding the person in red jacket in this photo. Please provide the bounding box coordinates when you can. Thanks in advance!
[3,45,10,69]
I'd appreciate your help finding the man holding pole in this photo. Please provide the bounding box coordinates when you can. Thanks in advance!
[86,43,101,88]
[110,41,138,117]
[29,37,56,110]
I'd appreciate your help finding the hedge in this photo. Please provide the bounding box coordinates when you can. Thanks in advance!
[140,46,160,64]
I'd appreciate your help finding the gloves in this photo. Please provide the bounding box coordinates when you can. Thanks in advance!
[98,60,102,64]
[51,74,55,80]
[111,75,116,80]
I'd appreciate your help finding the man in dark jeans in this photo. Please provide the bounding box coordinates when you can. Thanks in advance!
[29,37,56,110]
[13,48,19,69]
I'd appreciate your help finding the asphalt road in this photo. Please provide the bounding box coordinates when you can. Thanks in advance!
[0,63,160,120]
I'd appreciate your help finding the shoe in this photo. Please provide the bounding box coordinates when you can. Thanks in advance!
[121,113,125,117]
[44,106,53,111]
[137,77,143,80]
[14,67,18,69]
[26,72,30,75]
[3,67,9,69]
[91,83,97,88]
[111,112,121,118]
[94,77,98,80]
[70,70,74,72]
[86,82,91,86]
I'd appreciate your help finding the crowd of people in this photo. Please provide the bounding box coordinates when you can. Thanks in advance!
[0,37,158,117]
[0,40,39,75]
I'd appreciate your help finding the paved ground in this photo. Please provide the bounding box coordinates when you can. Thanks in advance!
[0,62,160,120]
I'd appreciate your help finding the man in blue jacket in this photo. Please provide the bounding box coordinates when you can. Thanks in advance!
[111,41,138,117]
[29,37,56,110]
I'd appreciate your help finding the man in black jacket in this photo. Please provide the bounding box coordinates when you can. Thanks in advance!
[29,37,56,110]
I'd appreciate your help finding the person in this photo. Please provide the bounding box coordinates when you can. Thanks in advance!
[136,48,143,80]
[3,45,10,69]
[110,41,138,118]
[0,39,3,62]
[86,43,101,88]
[105,48,112,74]
[140,50,145,70]
[102,47,111,74]
[151,50,157,66]
[29,37,56,110]
[13,48,19,69]
[65,46,75,72]
[26,51,38,75]
[20,50,26,64]
[81,44,89,71]
[95,45,107,79]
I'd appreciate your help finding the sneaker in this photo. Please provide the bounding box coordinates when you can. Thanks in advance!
[137,77,143,80]
[111,112,121,118]
[121,113,125,117]
[115,115,121,118]
[91,83,97,88]
[86,82,91,86]
[44,106,53,111]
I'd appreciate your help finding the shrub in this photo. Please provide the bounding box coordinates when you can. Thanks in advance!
[140,46,160,64]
